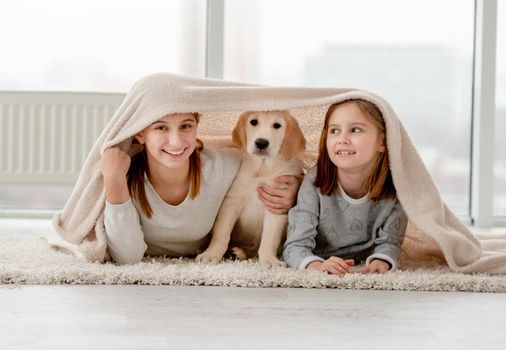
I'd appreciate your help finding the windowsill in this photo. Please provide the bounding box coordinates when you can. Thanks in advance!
[0,209,57,219]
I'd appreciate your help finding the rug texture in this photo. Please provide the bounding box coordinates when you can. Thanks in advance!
[2,230,506,292]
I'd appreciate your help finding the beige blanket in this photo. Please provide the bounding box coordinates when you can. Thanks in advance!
[50,73,506,274]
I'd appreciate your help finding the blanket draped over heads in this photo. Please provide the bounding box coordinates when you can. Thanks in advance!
[50,73,506,274]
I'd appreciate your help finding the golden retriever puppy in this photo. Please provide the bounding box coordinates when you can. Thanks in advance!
[196,110,306,267]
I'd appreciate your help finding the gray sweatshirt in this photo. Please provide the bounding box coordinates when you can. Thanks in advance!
[104,148,241,264]
[283,168,407,270]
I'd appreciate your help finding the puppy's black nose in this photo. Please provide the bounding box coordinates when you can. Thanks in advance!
[255,138,269,150]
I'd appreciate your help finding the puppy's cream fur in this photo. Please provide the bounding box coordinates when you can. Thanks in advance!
[196,111,306,266]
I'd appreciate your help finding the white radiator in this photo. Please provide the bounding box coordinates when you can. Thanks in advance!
[0,92,125,184]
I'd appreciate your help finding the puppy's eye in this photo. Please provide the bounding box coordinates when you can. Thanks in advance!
[273,123,282,129]
[250,119,258,126]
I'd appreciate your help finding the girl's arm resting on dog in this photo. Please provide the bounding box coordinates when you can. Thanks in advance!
[282,173,321,268]
[258,175,303,214]
[104,199,147,264]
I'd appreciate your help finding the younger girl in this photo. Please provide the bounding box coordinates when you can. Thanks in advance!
[283,99,407,276]
[102,112,300,264]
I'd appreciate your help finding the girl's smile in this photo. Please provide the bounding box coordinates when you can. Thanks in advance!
[135,113,198,170]
[161,147,188,158]
[326,102,385,177]
[335,149,356,156]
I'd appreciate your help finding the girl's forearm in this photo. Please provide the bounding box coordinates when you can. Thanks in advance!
[104,176,130,204]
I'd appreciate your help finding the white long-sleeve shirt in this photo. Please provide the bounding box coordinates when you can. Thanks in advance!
[104,148,241,264]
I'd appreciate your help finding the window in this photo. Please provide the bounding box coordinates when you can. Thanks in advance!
[0,0,206,92]
[224,0,475,216]
[496,0,506,217]
[0,0,206,210]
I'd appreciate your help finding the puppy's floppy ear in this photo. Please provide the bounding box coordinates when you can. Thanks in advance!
[232,112,251,150]
[280,111,306,160]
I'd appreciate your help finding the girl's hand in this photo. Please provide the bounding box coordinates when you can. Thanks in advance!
[257,175,303,214]
[307,257,355,277]
[101,147,131,204]
[358,259,390,274]
[101,147,131,181]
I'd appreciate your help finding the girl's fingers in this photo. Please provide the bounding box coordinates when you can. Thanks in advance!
[258,184,285,198]
[334,264,349,276]
[335,260,351,273]
[328,257,354,268]
[266,207,287,215]
[258,195,290,209]
[363,265,385,274]
[257,189,280,204]
[258,183,296,209]
[322,262,353,277]
[273,175,296,185]
[258,191,291,210]
[358,266,370,274]
[328,256,343,263]
[259,198,283,209]
[258,196,290,211]
[377,266,388,274]
[331,268,346,277]
[259,181,297,203]
[258,188,289,206]
[324,266,340,275]
[275,175,303,187]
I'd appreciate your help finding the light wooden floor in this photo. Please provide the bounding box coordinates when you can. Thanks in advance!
[1,285,506,349]
[1,219,506,349]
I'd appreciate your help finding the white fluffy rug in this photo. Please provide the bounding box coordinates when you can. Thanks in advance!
[2,220,506,292]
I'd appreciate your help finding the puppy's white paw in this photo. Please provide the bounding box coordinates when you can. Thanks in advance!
[195,250,225,264]
[259,255,286,268]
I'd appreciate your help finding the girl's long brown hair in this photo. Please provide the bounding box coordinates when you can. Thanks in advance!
[314,100,396,201]
[127,113,203,218]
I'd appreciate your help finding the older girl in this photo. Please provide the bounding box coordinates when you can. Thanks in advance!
[102,112,299,264]
[283,99,407,276]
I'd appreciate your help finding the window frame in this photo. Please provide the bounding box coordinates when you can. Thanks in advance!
[470,0,498,227]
